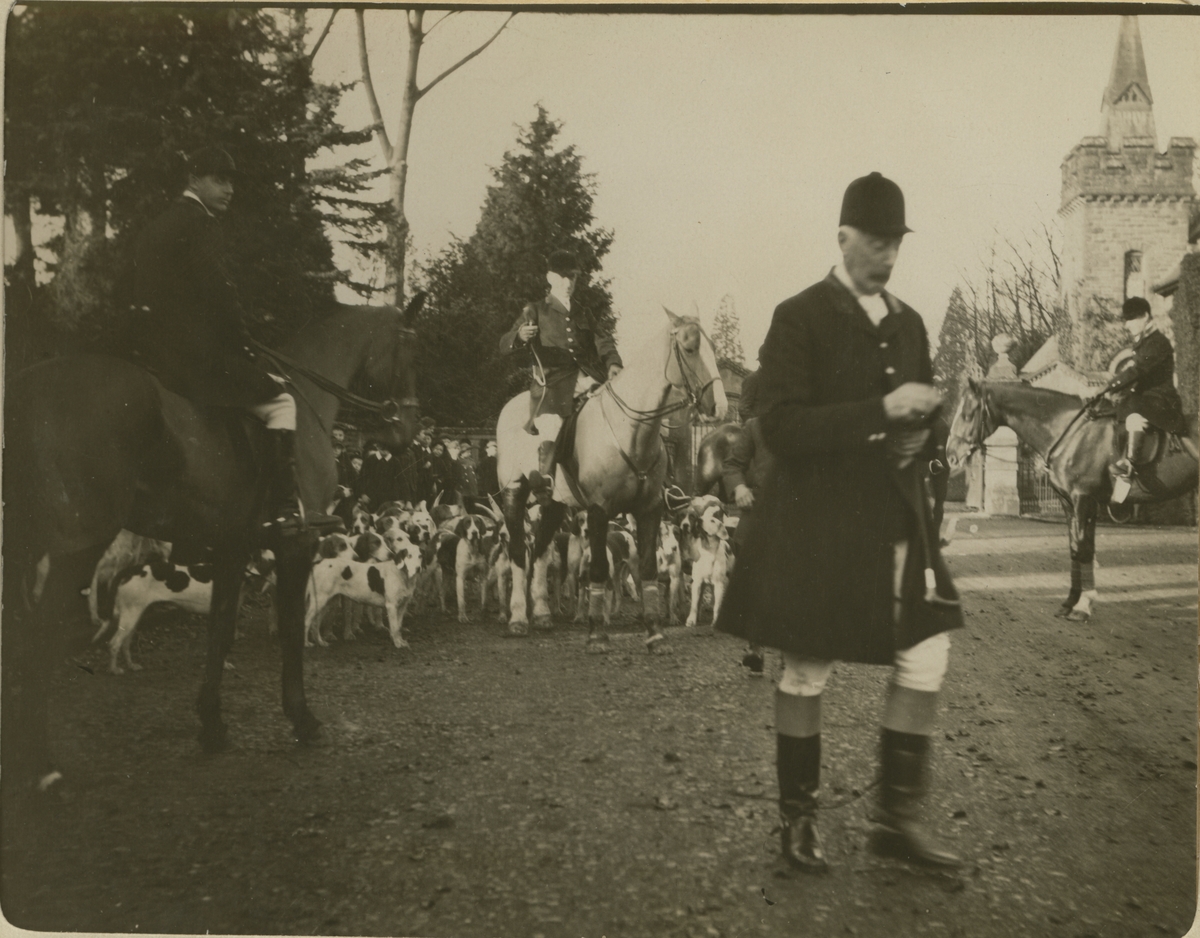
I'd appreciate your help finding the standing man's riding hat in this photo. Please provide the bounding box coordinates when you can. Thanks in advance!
[547,250,581,277]
[1121,296,1151,320]
[839,172,913,237]
[187,146,238,180]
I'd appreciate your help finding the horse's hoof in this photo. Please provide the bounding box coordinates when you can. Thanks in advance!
[293,713,323,745]
[1053,607,1072,619]
[506,621,530,638]
[645,632,668,654]
[532,615,555,632]
[198,724,230,754]
[586,634,610,654]
[1065,610,1091,623]
[392,638,411,649]
[129,662,144,672]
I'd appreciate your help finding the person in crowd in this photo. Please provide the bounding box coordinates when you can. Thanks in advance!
[456,437,480,496]
[357,441,400,509]
[717,173,963,873]
[477,439,500,497]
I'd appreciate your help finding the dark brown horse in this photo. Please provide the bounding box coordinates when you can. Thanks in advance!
[945,378,1197,620]
[2,300,421,793]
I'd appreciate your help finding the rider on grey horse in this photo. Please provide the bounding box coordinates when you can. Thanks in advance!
[1105,296,1187,502]
[497,250,623,505]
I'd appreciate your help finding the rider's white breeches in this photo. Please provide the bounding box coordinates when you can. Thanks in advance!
[1125,413,1149,433]
[778,633,951,697]
[249,378,296,430]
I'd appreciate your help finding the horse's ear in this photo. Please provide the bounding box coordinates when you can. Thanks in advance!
[402,291,427,326]
[662,306,683,327]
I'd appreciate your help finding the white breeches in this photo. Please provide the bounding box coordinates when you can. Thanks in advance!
[1125,413,1149,433]
[248,377,296,430]
[779,632,951,696]
[778,539,951,696]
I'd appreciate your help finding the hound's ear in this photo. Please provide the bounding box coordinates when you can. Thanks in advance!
[455,517,470,537]
[402,291,426,325]
[662,306,683,327]
[967,376,981,394]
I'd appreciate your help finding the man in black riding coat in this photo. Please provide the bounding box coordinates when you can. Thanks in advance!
[1105,296,1188,503]
[716,173,963,873]
[133,146,339,537]
[498,250,623,505]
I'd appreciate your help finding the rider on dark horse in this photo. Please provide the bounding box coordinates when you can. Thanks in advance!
[497,250,623,506]
[1105,296,1188,503]
[132,145,341,538]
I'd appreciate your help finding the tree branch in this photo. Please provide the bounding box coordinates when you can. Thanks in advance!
[355,8,392,164]
[308,8,338,64]
[422,10,457,38]
[415,12,516,102]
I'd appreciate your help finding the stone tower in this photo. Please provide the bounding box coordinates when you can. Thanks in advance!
[1057,15,1196,373]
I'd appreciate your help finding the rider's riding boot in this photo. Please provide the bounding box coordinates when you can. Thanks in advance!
[264,430,344,538]
[870,729,962,867]
[778,733,828,873]
[529,440,557,507]
[1112,428,1145,504]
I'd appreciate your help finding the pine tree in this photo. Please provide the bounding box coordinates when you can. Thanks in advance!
[3,6,374,367]
[931,287,979,417]
[417,106,615,426]
[711,294,744,365]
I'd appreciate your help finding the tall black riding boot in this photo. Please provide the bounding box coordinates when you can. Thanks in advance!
[778,733,828,873]
[264,429,344,538]
[871,729,961,867]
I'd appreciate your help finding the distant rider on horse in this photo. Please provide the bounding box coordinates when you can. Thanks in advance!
[132,145,340,538]
[1105,296,1187,503]
[497,249,623,505]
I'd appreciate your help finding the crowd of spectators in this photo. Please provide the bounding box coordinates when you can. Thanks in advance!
[331,421,500,511]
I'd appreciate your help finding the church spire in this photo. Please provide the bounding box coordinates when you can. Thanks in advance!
[1101,15,1156,149]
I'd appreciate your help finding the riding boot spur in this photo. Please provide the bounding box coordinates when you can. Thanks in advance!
[777,732,828,873]
[263,429,344,538]
[870,729,962,867]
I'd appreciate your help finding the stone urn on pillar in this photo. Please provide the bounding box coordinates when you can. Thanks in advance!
[982,335,1022,516]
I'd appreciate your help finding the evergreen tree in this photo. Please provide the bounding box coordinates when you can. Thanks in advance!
[931,287,979,417]
[3,5,374,368]
[711,294,744,365]
[417,106,615,426]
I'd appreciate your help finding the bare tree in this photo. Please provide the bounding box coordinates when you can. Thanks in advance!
[353,8,516,304]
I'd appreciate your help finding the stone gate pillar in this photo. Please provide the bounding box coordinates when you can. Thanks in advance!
[982,335,1022,516]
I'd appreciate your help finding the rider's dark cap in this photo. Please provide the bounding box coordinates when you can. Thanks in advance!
[1121,296,1152,320]
[187,146,238,180]
[547,250,582,277]
[839,172,912,237]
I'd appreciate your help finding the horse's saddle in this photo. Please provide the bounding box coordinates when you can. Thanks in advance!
[1108,423,1197,501]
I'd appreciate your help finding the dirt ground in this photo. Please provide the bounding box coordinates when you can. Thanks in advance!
[2,515,1197,938]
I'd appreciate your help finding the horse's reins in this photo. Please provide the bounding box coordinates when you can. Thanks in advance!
[250,335,419,426]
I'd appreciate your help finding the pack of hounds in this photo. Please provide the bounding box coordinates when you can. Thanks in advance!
[86,487,738,675]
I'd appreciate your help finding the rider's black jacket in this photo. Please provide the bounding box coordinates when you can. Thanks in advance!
[1107,327,1187,435]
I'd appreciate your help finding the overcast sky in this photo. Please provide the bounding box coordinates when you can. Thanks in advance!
[316,11,1199,363]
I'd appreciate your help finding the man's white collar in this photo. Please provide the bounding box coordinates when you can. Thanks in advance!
[182,190,214,217]
[833,264,889,326]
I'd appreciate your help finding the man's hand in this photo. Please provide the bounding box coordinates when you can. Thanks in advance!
[517,322,539,343]
[734,484,755,510]
[608,363,623,382]
[883,382,942,424]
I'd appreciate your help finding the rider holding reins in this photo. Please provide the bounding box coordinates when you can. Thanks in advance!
[132,145,340,538]
[1105,296,1187,502]
[498,250,623,505]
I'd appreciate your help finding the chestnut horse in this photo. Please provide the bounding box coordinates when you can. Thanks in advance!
[2,299,422,794]
[945,378,1196,621]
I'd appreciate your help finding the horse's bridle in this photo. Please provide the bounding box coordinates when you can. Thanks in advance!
[604,324,717,426]
[251,327,419,426]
